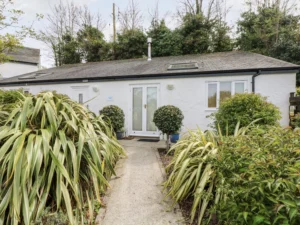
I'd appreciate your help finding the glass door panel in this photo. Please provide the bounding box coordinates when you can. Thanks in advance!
[133,87,143,131]
[146,87,157,131]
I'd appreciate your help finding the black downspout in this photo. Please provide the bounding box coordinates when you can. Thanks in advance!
[252,70,261,93]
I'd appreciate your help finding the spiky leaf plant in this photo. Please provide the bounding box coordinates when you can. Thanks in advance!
[0,92,124,224]
[164,123,257,225]
[164,129,221,225]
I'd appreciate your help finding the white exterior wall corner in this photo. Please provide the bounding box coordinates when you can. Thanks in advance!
[0,62,39,79]
[255,72,296,126]
[1,72,295,134]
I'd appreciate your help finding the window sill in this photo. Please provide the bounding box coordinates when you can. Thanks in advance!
[205,108,218,112]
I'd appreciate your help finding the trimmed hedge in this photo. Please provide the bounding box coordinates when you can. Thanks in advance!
[99,105,125,132]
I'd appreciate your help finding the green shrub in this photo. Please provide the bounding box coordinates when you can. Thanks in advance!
[296,87,300,96]
[0,89,27,125]
[0,92,125,224]
[292,113,300,128]
[153,105,184,135]
[100,105,125,132]
[164,129,220,224]
[215,127,300,224]
[165,125,300,225]
[153,105,184,149]
[209,93,281,135]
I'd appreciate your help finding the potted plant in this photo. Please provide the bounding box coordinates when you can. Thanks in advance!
[170,131,181,143]
[100,105,125,140]
[153,105,184,149]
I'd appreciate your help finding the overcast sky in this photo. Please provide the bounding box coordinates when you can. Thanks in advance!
[12,0,247,67]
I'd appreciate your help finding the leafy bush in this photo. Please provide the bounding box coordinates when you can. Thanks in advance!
[153,105,184,135]
[0,89,25,104]
[153,105,184,149]
[296,87,300,96]
[292,113,300,128]
[164,129,220,224]
[215,127,300,224]
[0,92,124,224]
[165,125,300,225]
[100,105,125,132]
[209,93,281,135]
[0,89,27,125]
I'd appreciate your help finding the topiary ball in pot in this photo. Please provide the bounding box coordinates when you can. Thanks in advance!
[100,105,125,139]
[153,105,184,149]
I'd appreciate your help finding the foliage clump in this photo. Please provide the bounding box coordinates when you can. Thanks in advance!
[0,89,28,125]
[165,125,300,225]
[0,92,124,224]
[292,113,300,128]
[153,105,184,135]
[215,127,300,224]
[100,105,125,132]
[209,93,281,135]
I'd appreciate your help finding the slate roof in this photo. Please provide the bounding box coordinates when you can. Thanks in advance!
[7,47,40,64]
[0,51,299,85]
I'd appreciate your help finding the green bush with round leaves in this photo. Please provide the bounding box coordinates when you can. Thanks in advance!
[100,105,125,132]
[209,93,281,135]
[153,105,184,135]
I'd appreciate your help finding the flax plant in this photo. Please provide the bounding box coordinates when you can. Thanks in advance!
[164,123,254,225]
[0,92,124,224]
[164,128,221,225]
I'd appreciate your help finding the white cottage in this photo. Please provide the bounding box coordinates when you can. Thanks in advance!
[0,47,40,79]
[0,51,298,137]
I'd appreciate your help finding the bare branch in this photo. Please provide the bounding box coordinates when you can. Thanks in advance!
[118,0,143,31]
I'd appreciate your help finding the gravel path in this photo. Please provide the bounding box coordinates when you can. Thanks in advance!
[96,139,185,225]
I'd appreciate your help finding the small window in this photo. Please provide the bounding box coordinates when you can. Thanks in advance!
[79,93,83,104]
[207,81,247,109]
[220,82,232,103]
[235,82,245,94]
[168,62,198,71]
[208,83,217,108]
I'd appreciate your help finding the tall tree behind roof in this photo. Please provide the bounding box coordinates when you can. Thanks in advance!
[0,0,41,64]
[39,0,105,67]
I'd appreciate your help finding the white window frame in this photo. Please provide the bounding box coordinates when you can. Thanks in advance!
[206,81,247,110]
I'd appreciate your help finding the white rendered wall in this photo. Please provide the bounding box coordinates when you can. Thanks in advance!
[2,72,295,134]
[255,73,296,126]
[0,62,39,79]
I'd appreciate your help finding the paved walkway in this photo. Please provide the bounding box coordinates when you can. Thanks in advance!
[96,139,184,225]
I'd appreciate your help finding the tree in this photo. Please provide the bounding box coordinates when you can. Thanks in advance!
[40,0,105,66]
[180,13,214,54]
[0,0,41,64]
[77,25,109,62]
[118,0,143,32]
[114,29,147,60]
[61,33,81,64]
[237,1,300,85]
[211,22,233,52]
[147,20,183,57]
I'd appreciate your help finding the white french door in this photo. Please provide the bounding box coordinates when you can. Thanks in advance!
[130,84,160,137]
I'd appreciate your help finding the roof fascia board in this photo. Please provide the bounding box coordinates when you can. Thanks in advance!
[9,60,39,66]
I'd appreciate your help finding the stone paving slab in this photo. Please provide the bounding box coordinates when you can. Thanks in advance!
[96,139,185,225]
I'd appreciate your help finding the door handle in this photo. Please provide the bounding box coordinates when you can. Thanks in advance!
[144,104,147,109]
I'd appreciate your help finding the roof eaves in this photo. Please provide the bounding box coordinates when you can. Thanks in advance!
[0,66,299,87]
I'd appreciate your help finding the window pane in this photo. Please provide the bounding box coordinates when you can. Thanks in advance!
[208,83,217,108]
[133,88,143,131]
[79,94,83,104]
[235,83,245,94]
[147,87,157,132]
[220,82,231,103]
